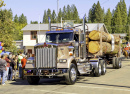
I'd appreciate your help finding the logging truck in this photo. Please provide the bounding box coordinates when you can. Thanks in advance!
[24,17,122,85]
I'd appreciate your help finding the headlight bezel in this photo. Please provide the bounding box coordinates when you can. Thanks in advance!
[59,59,67,63]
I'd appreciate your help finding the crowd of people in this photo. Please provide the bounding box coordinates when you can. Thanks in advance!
[0,52,27,85]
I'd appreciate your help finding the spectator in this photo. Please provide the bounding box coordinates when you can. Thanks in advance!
[18,53,23,78]
[0,55,7,85]
[12,55,18,81]
[4,53,11,82]
[8,54,15,80]
[0,54,1,59]
[21,55,27,80]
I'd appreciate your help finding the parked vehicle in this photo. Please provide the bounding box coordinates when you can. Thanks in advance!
[24,17,122,85]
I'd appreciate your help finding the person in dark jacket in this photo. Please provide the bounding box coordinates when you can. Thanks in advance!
[8,54,16,80]
[0,55,7,85]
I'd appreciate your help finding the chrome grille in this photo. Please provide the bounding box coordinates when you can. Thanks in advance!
[36,48,56,68]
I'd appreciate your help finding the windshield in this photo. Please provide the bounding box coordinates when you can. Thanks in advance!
[46,32,73,43]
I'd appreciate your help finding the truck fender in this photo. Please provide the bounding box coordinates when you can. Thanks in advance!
[67,56,77,68]
[90,59,100,68]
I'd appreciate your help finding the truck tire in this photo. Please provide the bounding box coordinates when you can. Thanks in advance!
[27,76,40,85]
[64,63,77,85]
[112,57,116,69]
[115,58,122,69]
[100,60,106,75]
[94,63,101,77]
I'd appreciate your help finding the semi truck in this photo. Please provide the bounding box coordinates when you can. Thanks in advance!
[24,17,122,85]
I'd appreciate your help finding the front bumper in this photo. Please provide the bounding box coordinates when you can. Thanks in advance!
[24,68,68,77]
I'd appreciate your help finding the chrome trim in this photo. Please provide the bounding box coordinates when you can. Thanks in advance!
[90,62,98,68]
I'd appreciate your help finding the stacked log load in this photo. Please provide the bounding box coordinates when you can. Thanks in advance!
[87,30,120,54]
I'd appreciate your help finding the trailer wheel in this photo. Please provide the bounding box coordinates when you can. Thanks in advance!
[116,58,122,69]
[112,57,116,69]
[64,63,77,85]
[27,76,40,85]
[100,60,106,75]
[94,63,101,77]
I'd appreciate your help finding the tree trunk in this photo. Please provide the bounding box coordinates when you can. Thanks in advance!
[88,41,119,54]
[88,30,120,44]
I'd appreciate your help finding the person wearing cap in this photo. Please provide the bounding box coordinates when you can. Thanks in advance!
[0,55,7,85]
[21,55,27,80]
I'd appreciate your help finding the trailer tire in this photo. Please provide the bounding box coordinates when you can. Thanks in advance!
[116,58,122,69]
[100,60,106,75]
[27,76,40,85]
[94,63,101,77]
[112,57,116,69]
[64,63,77,85]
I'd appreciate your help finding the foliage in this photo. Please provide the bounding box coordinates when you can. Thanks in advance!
[30,21,38,24]
[17,49,24,54]
[104,9,112,33]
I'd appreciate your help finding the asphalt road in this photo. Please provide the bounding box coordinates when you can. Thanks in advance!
[0,56,130,94]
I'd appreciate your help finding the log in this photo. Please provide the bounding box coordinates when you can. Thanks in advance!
[88,41,119,54]
[89,30,120,44]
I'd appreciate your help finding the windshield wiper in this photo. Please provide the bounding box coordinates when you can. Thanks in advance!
[56,34,60,43]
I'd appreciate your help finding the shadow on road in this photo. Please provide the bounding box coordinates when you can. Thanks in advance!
[77,82,130,89]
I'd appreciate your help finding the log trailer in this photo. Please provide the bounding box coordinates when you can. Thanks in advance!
[24,16,122,85]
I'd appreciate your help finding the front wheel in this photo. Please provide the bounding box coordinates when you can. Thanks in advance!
[64,63,77,85]
[27,76,40,85]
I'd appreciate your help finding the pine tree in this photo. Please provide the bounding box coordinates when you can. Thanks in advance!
[66,5,71,20]
[30,21,38,24]
[91,3,96,23]
[73,5,79,23]
[14,14,19,23]
[104,8,112,33]
[43,10,48,23]
[47,9,51,23]
[57,8,62,23]
[88,9,92,23]
[95,1,104,23]
[128,7,130,25]
[127,7,130,40]
[52,10,56,23]
[18,13,27,24]
[120,0,127,33]
[112,4,122,33]
[62,6,67,20]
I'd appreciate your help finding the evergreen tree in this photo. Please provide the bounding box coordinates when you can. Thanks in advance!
[91,3,96,22]
[127,7,130,25]
[52,10,56,23]
[30,21,38,24]
[73,5,79,23]
[43,10,48,23]
[120,0,127,33]
[18,13,27,24]
[88,9,92,23]
[104,8,112,33]
[112,4,122,33]
[57,8,62,23]
[95,1,104,23]
[62,6,67,20]
[126,7,130,40]
[66,5,71,20]
[47,9,51,23]
[14,14,19,23]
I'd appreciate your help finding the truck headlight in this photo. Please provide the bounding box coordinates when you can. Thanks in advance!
[59,59,67,63]
[27,60,34,64]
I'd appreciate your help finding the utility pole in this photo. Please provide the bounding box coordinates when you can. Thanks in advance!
[57,0,59,28]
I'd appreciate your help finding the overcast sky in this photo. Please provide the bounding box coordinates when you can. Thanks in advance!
[2,0,130,24]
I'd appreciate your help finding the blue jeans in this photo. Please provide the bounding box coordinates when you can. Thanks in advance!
[19,64,22,78]
[0,70,6,84]
[8,66,13,80]
[5,67,9,81]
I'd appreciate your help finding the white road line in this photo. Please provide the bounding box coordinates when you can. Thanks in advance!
[72,85,130,92]
[24,88,77,94]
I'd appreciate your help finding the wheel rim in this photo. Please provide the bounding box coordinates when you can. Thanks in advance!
[119,60,122,67]
[70,67,76,81]
[99,64,101,74]
[103,63,106,72]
